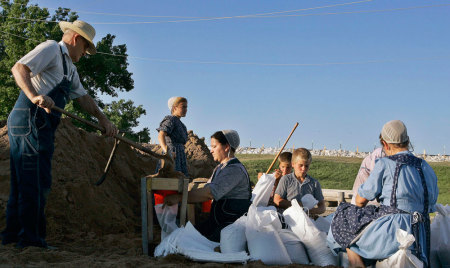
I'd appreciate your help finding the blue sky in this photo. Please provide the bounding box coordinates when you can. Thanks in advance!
[27,0,450,154]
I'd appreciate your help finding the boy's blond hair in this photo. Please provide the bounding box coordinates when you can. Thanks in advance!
[292,148,312,163]
[278,152,292,163]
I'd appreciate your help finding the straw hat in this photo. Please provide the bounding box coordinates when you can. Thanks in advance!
[59,20,96,55]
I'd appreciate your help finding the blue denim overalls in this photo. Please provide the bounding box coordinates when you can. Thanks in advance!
[1,46,71,248]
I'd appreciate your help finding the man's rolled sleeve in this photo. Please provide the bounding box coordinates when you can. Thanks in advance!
[68,71,87,99]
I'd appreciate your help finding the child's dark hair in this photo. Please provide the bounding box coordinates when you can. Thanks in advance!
[279,152,292,163]
[211,131,236,153]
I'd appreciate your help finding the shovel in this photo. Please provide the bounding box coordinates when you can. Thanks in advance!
[51,106,175,177]
[95,132,125,186]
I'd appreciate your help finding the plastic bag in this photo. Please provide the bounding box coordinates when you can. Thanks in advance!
[220,215,247,253]
[314,216,331,234]
[245,204,291,265]
[278,229,310,264]
[301,194,318,210]
[376,229,423,268]
[283,199,337,266]
[155,204,178,240]
[430,203,450,267]
[251,173,275,207]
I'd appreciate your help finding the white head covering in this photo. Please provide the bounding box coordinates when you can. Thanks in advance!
[221,130,240,150]
[168,96,178,111]
[381,120,409,144]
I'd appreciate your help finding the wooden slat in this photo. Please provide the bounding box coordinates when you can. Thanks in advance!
[140,178,149,255]
[146,177,181,191]
[322,189,354,202]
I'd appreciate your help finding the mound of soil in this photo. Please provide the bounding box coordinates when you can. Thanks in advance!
[0,119,220,262]
[0,119,334,267]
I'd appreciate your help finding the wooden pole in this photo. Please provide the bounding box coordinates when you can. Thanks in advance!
[51,106,172,163]
[265,122,299,174]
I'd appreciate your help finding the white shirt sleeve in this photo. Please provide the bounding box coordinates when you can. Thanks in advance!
[18,40,59,77]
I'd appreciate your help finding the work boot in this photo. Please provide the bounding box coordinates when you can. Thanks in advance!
[0,233,18,245]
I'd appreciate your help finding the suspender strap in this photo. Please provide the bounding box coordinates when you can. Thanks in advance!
[59,46,68,77]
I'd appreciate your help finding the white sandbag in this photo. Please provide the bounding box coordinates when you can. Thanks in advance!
[178,248,250,263]
[245,204,291,265]
[154,227,184,257]
[278,229,310,264]
[220,215,247,253]
[155,222,217,257]
[301,194,318,210]
[376,229,423,268]
[246,227,291,265]
[175,222,219,252]
[283,199,337,266]
[251,173,276,207]
[314,216,331,234]
[155,222,250,263]
[430,203,450,267]
[155,204,178,240]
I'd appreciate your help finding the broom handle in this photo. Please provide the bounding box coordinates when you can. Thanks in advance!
[265,122,299,174]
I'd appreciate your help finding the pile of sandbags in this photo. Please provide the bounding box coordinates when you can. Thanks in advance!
[154,172,339,265]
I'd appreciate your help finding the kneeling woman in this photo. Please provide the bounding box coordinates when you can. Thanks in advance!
[165,130,251,242]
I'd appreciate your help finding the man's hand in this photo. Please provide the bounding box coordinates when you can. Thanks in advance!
[31,95,54,114]
[98,117,118,137]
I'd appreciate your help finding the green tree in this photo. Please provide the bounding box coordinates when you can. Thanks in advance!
[103,99,150,143]
[0,0,147,141]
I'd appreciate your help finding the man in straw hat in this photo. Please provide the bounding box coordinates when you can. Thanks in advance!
[1,20,117,249]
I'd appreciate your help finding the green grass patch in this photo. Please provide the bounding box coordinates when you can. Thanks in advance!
[237,154,449,205]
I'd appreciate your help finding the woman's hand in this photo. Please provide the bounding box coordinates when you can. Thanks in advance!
[164,194,182,206]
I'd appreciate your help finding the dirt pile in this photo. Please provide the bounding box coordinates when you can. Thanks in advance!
[0,119,333,267]
[0,118,216,240]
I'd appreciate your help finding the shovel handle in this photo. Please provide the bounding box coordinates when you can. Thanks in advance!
[265,122,299,174]
[51,106,172,162]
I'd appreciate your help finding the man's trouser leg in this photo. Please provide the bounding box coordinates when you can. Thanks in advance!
[3,108,52,248]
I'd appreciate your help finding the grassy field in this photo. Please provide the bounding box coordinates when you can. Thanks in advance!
[237,154,450,205]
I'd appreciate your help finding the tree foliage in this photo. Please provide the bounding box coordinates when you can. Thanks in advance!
[0,0,148,142]
[103,99,150,143]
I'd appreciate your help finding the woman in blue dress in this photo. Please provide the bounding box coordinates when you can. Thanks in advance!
[328,120,438,267]
[157,96,189,176]
[155,97,189,205]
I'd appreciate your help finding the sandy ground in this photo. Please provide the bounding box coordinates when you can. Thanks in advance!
[0,119,338,267]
